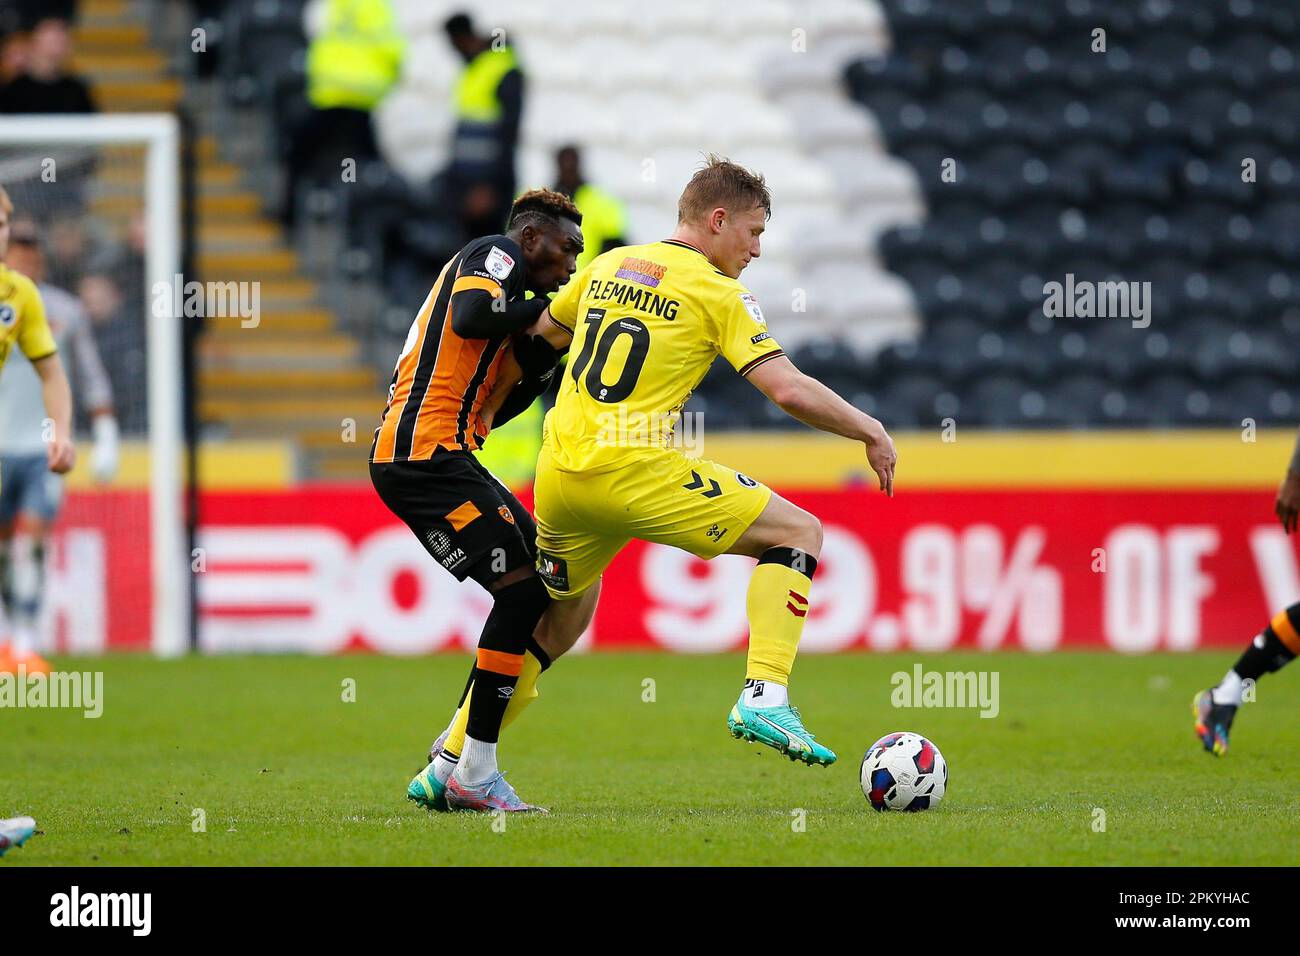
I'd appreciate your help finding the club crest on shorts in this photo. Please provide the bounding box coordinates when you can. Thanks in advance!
[498,505,515,525]
[736,472,759,488]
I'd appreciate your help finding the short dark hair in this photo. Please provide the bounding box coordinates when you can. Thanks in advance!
[677,154,771,224]
[443,13,473,38]
[508,188,582,233]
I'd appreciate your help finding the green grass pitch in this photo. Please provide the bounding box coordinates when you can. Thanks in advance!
[2,651,1298,866]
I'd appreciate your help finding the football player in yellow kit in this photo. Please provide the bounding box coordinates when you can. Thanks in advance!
[425,158,895,792]
[0,186,77,676]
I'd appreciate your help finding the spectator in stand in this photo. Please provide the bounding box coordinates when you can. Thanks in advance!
[79,265,146,435]
[282,0,404,229]
[442,12,524,239]
[554,144,628,272]
[0,15,95,114]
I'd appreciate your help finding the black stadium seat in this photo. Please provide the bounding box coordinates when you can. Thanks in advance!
[837,0,1300,430]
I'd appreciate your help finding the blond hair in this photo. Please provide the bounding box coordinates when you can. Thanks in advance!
[677,155,771,224]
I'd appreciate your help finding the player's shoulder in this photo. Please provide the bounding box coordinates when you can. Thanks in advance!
[459,233,523,284]
[0,263,40,303]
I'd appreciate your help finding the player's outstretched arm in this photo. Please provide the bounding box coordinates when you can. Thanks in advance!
[32,352,76,474]
[1275,425,1300,533]
[746,354,896,496]
[450,288,548,339]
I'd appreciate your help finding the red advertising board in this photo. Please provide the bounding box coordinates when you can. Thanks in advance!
[42,485,1300,654]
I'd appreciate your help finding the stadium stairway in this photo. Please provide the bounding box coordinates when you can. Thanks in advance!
[77,0,381,481]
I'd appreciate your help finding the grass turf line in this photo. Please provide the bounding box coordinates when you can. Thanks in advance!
[1,652,1297,865]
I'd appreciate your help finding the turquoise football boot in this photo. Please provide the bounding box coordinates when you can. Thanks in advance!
[0,816,36,858]
[728,694,837,766]
[407,760,450,812]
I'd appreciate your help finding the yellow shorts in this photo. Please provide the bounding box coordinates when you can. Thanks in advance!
[532,445,772,599]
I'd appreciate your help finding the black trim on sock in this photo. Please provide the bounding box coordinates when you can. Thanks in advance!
[526,635,552,671]
[758,546,818,579]
[456,659,476,708]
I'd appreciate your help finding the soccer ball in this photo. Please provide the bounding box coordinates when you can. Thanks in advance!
[860,732,947,811]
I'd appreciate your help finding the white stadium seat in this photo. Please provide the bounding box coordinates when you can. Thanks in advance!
[382,0,921,341]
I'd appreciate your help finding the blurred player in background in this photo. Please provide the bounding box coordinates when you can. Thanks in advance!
[372,189,583,813]
[437,157,897,787]
[554,144,627,272]
[0,186,77,676]
[1193,431,1300,756]
[0,217,117,675]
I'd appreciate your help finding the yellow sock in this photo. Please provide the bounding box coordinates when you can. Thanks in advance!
[745,559,814,684]
[444,649,544,756]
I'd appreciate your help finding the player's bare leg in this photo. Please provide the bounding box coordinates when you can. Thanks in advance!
[723,493,836,765]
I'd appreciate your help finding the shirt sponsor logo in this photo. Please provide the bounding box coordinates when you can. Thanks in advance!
[426,529,452,557]
[750,331,770,344]
[740,292,765,325]
[536,551,570,592]
[614,257,667,288]
[485,245,516,281]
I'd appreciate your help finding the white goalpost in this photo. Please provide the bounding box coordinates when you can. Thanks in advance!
[0,113,187,657]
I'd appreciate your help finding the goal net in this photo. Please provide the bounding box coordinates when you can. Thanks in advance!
[0,114,186,657]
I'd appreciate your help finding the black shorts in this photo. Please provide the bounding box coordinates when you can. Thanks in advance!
[370,451,537,587]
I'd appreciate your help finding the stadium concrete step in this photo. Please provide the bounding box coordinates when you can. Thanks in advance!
[70,51,167,75]
[95,80,184,112]
[205,308,335,335]
[79,0,133,22]
[197,221,283,250]
[199,335,361,369]
[72,24,149,48]
[199,368,377,394]
[199,397,378,429]
[197,249,301,278]
[196,193,265,219]
[307,451,373,481]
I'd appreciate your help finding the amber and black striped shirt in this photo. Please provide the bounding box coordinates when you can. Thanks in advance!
[371,235,526,462]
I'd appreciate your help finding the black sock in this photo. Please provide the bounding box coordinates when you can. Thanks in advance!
[1232,619,1297,684]
[465,576,549,744]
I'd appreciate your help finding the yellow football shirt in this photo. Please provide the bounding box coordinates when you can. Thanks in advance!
[0,262,57,378]
[544,239,784,472]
